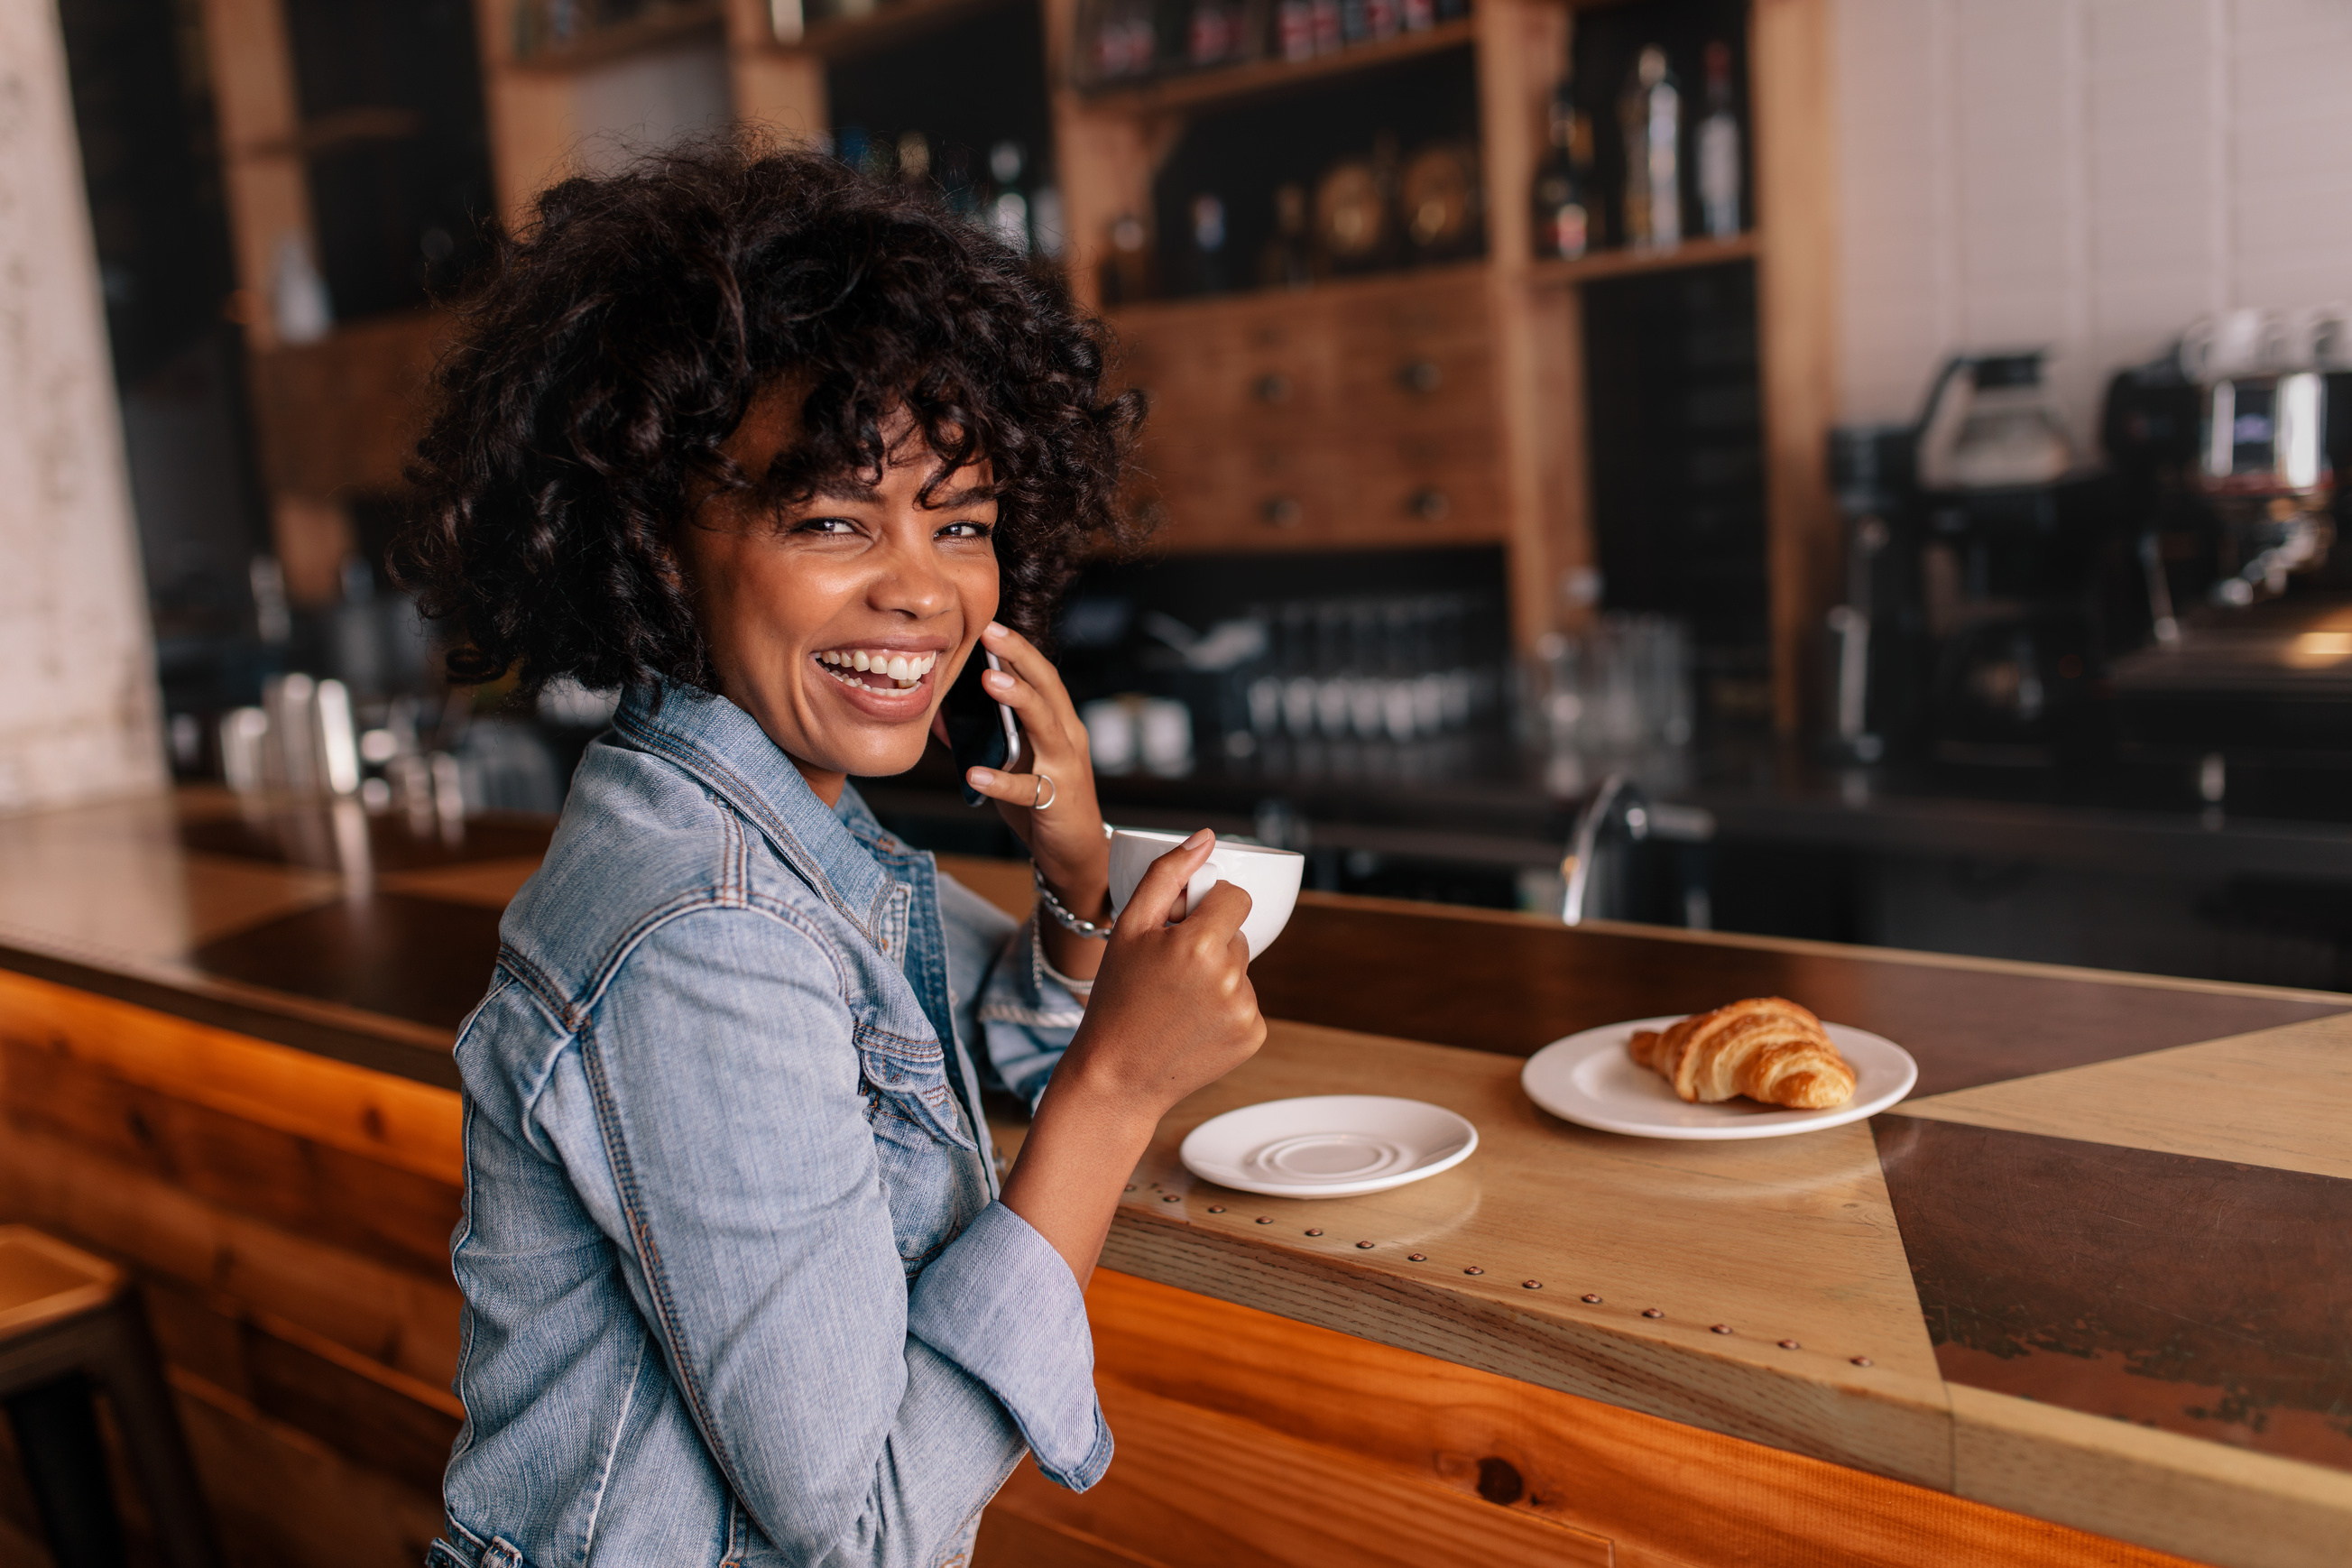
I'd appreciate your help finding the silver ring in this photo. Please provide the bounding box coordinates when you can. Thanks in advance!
[1031,773,1056,811]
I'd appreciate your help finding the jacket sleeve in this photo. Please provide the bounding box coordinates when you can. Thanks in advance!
[972,910,1086,1110]
[569,904,1111,1568]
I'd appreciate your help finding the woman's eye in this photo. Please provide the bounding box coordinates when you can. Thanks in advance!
[938,521,993,540]
[793,516,858,536]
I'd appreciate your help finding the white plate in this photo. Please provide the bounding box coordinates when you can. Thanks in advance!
[1520,1017,1917,1140]
[1179,1095,1479,1198]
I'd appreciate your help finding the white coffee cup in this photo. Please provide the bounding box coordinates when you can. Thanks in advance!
[1107,828,1304,962]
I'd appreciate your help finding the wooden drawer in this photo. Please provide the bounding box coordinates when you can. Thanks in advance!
[1135,426,1504,553]
[1109,265,1499,552]
[1112,295,1338,434]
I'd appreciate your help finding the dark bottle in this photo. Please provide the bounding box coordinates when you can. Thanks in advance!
[1529,78,1591,260]
[1260,182,1314,290]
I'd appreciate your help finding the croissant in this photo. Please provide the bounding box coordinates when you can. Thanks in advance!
[1627,997,1857,1109]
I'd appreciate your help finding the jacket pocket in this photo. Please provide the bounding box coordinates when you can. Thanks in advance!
[853,1019,976,1154]
[425,1534,525,1568]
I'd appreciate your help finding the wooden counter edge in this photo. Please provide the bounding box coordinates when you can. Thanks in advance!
[1097,1203,1957,1490]
[1950,1384,2352,1568]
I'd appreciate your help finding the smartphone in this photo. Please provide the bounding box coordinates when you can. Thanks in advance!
[940,650,1026,806]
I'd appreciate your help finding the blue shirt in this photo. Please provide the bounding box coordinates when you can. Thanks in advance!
[430,680,1102,1568]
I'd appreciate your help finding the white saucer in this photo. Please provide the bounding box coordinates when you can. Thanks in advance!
[1520,1017,1918,1140]
[1179,1095,1479,1198]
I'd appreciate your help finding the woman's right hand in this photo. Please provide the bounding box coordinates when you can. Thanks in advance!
[1001,830,1265,1287]
[1056,830,1266,1120]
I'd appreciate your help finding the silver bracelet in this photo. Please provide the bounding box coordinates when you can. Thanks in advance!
[1033,864,1113,939]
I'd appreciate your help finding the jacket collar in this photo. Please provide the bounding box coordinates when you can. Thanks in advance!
[613,679,901,941]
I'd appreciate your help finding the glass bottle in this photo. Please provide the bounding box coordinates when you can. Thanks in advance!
[1696,40,1741,238]
[1188,193,1229,295]
[1619,45,1681,250]
[987,141,1030,252]
[1529,78,1591,260]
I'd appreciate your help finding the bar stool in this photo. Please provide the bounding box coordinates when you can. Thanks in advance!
[0,1226,220,1568]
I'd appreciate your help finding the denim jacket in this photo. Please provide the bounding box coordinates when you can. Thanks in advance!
[429,681,1102,1568]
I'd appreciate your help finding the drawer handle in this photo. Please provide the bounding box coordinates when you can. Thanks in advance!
[1398,359,1443,393]
[1260,495,1303,529]
[1253,374,1293,406]
[1408,488,1451,522]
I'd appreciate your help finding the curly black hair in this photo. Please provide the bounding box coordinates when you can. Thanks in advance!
[394,135,1146,693]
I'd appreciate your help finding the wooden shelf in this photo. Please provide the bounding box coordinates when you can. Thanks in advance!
[1076,17,1476,118]
[1102,255,1491,323]
[1526,230,1760,288]
[779,0,1019,59]
[504,0,728,74]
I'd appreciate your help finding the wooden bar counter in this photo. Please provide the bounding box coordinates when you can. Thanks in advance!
[1,789,2347,1568]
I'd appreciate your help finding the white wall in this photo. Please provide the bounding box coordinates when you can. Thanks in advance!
[1835,0,2352,448]
[573,40,735,176]
[0,0,166,812]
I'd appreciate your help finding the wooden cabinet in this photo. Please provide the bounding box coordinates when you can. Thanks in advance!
[194,0,1835,727]
[1115,267,1505,551]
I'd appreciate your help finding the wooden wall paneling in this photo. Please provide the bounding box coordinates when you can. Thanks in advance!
[1069,1269,2211,1568]
[1477,0,1579,650]
[0,1039,461,1276]
[1750,0,1840,735]
[0,1121,462,1388]
[0,967,463,1186]
[196,0,312,353]
[996,1377,1615,1568]
[134,1272,463,1493]
[171,1368,449,1568]
[974,1506,1171,1567]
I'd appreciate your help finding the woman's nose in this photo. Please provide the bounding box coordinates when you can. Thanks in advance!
[867,535,955,619]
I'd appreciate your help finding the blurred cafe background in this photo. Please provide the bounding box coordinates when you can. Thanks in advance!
[12,0,2352,992]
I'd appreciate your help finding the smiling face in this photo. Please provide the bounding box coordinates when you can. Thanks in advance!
[676,383,1001,804]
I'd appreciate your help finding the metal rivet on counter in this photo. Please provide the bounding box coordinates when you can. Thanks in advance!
[1123,1185,1135,1193]
[1463,1267,1484,1276]
[1256,1217,1274,1224]
[1407,1253,1427,1261]
[1161,1194,1180,1203]
[1206,1206,1225,1213]
[1778,1340,1801,1350]
[1305,1228,1324,1236]
[1850,1356,1874,1368]
[1581,1294,1601,1304]
[1711,1324,1733,1335]
[1642,1308,1664,1319]
[1355,1241,1375,1250]
[1522,1280,1543,1290]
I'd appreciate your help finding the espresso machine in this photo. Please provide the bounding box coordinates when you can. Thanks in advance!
[1826,352,2116,767]
[2104,308,2352,769]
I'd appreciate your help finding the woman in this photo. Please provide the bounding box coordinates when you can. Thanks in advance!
[398,142,1266,1568]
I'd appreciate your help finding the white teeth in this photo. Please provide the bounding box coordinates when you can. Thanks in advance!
[816,649,937,691]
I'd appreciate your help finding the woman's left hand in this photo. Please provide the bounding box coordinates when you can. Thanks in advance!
[956,621,1111,930]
